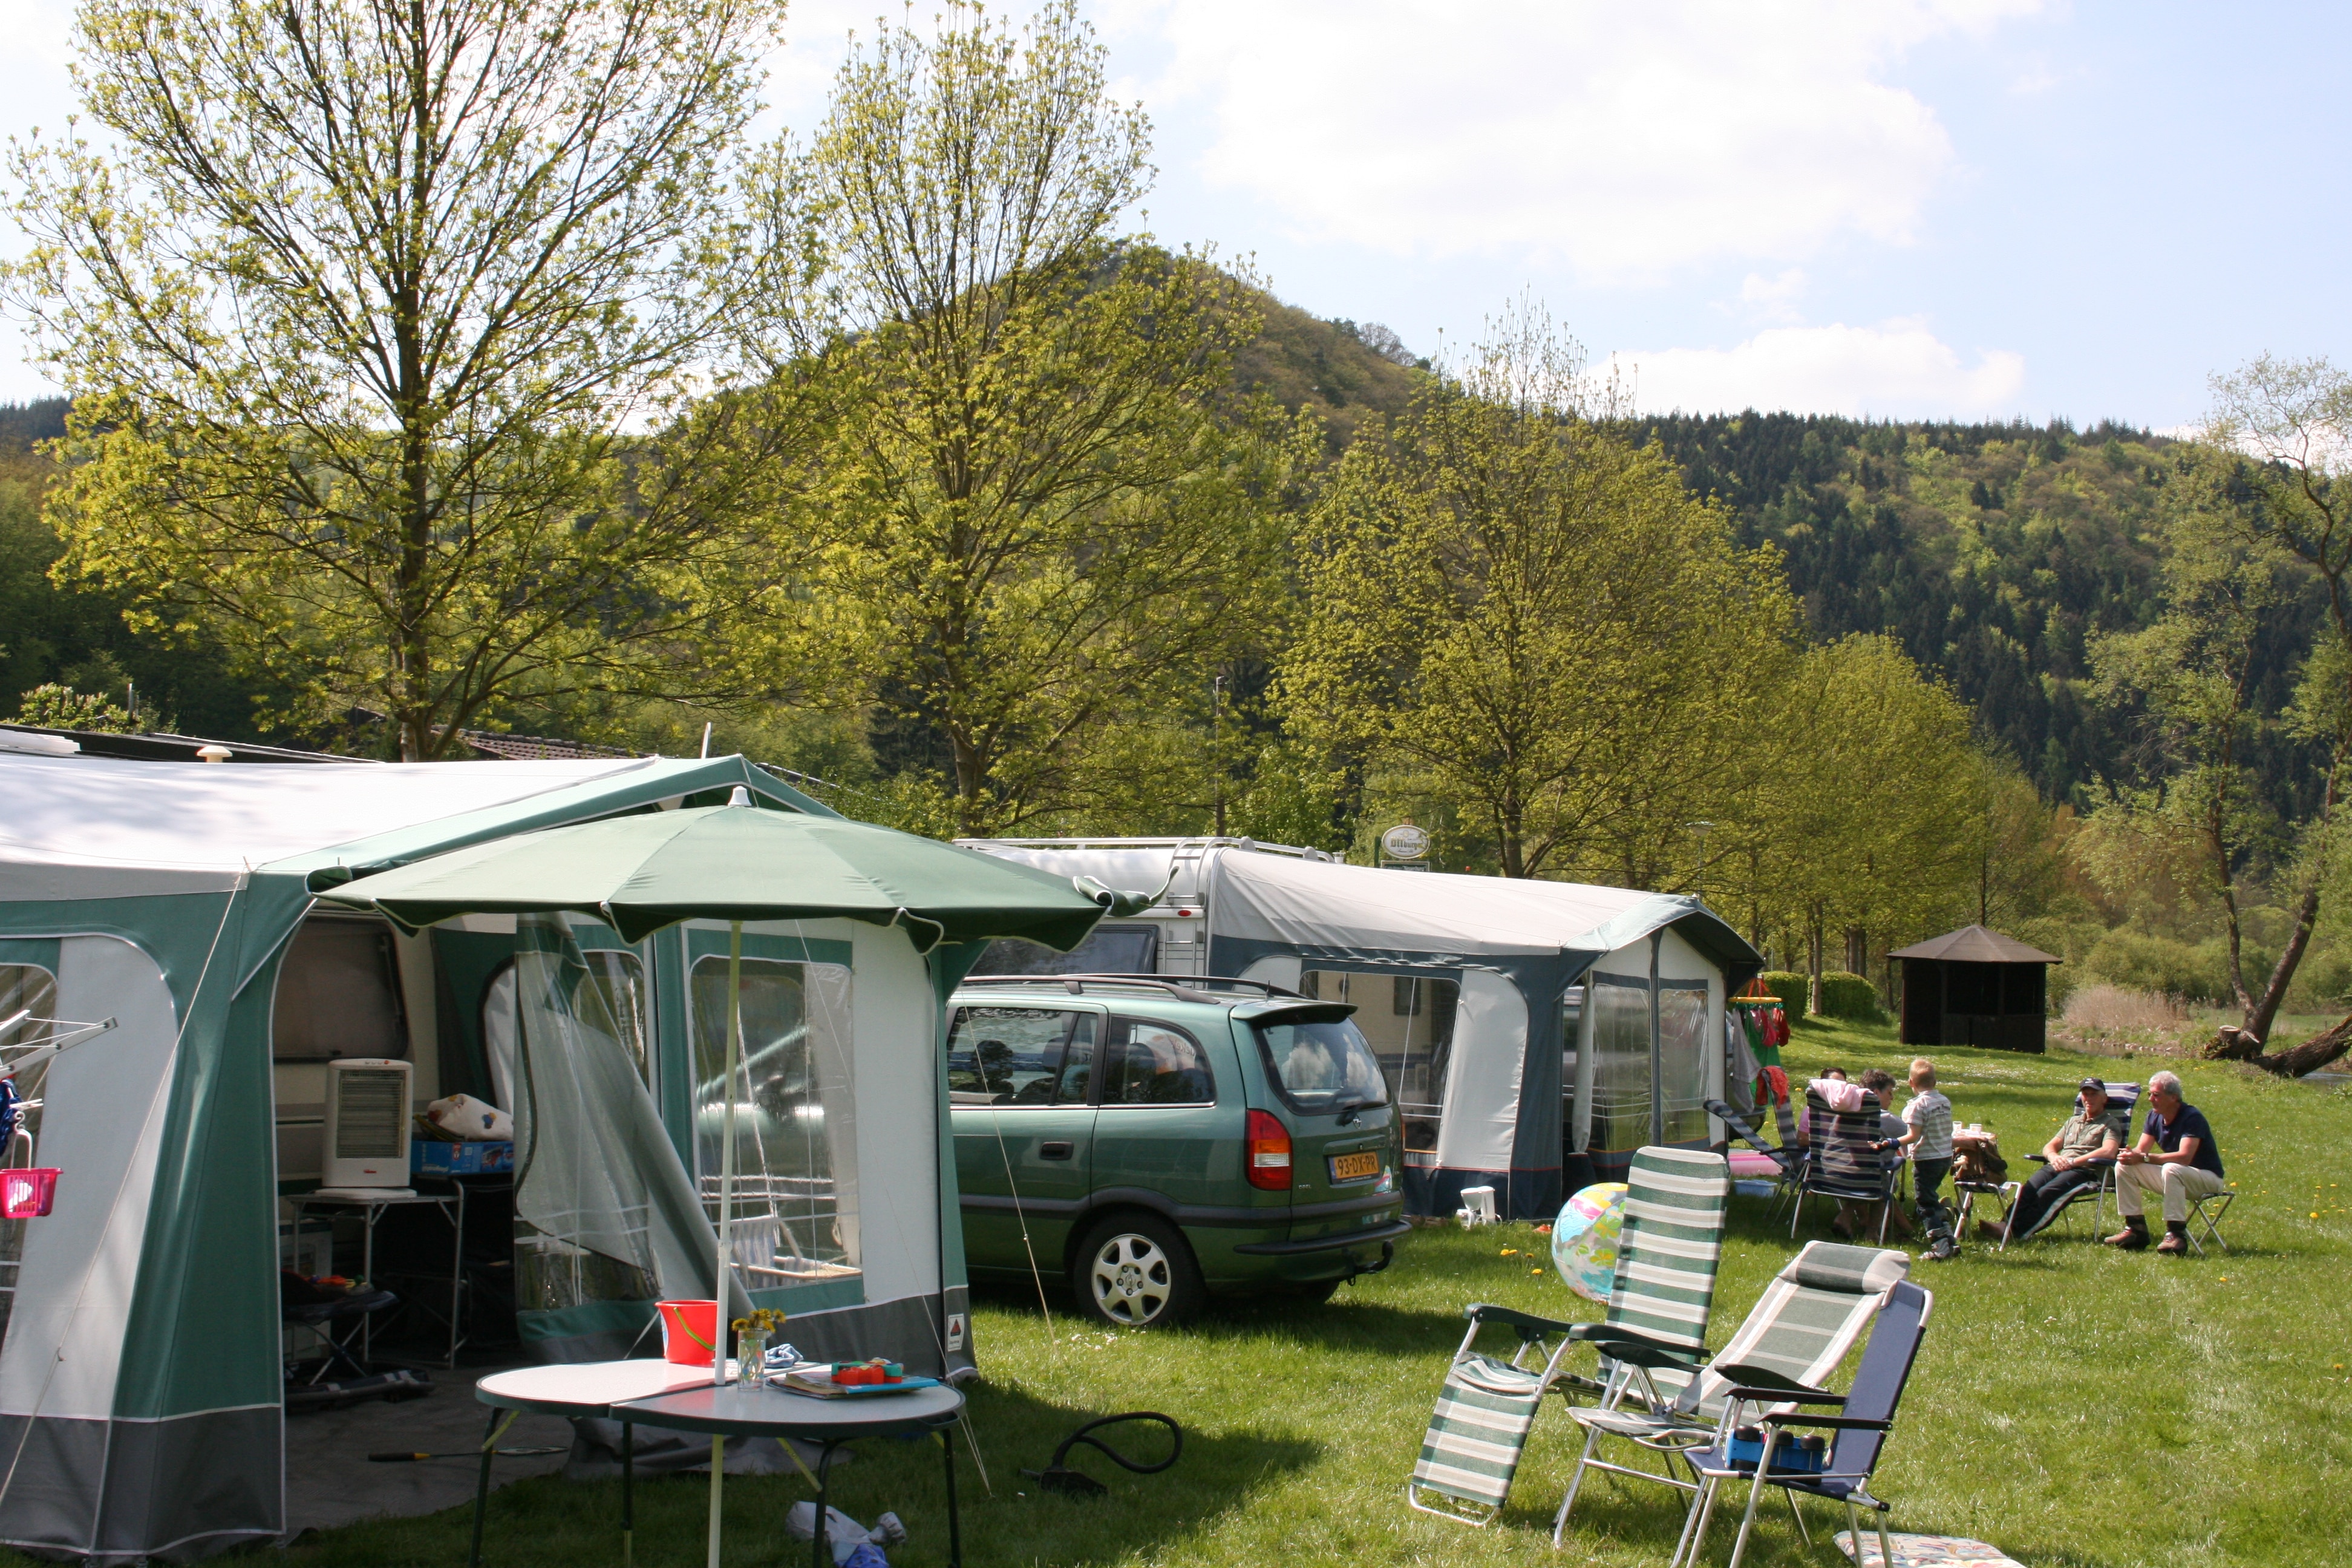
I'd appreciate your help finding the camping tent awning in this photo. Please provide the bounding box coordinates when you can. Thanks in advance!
[1887,924,2060,964]
[0,753,831,900]
[970,841,1762,976]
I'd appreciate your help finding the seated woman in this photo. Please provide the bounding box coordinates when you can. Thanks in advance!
[1980,1077,2119,1242]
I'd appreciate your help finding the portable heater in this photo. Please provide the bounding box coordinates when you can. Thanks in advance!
[316,1058,414,1197]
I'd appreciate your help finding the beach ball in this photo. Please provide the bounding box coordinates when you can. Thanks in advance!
[1552,1182,1629,1302]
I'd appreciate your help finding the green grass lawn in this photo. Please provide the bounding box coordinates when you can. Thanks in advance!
[287,1019,2352,1567]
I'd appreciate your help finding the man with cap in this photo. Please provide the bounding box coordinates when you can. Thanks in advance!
[1981,1077,2120,1244]
[2106,1070,2226,1254]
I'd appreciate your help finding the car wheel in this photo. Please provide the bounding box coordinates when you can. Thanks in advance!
[1073,1214,1204,1328]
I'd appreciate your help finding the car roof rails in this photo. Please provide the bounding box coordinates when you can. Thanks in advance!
[956,973,1306,1004]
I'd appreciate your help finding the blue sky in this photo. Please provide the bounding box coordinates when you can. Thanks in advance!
[4,0,2346,427]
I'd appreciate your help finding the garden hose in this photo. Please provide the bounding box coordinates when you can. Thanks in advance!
[1022,1411,1183,1497]
[368,1447,566,1462]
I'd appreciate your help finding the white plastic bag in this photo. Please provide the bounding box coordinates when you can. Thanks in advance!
[425,1093,512,1141]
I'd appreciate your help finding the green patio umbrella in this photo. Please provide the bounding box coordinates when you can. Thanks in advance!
[324,788,1133,1399]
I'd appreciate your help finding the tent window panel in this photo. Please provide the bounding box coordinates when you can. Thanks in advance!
[492,952,652,1110]
[272,916,408,1062]
[1303,970,1457,1160]
[1561,985,1584,1152]
[0,965,57,1352]
[690,956,860,1285]
[1656,982,1711,1145]
[947,1007,1073,1105]
[1587,978,1651,1155]
[581,950,651,1088]
[970,924,1158,977]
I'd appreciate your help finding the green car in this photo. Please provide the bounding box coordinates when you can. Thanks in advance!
[946,975,1410,1328]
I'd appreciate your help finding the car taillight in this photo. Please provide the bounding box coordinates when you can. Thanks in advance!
[1246,1109,1292,1191]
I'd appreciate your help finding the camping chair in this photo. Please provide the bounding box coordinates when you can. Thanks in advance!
[1553,1241,1909,1550]
[281,1274,429,1408]
[1971,1082,2137,1250]
[2183,1186,2236,1256]
[1670,1279,1933,1568]
[1791,1088,1899,1243]
[1407,1146,1731,1526]
[1707,1099,1803,1218]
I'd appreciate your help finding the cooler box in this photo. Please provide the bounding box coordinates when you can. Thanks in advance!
[412,1140,514,1176]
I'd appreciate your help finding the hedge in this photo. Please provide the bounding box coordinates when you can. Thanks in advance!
[1757,971,1810,1019]
[1754,969,1883,1021]
[1816,970,1884,1021]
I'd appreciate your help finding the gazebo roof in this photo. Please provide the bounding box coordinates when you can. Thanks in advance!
[1887,924,2060,964]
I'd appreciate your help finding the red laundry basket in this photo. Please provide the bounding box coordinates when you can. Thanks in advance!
[3,1168,59,1219]
[657,1299,719,1366]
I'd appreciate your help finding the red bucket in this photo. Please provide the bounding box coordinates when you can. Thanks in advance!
[656,1299,719,1366]
[3,1168,58,1219]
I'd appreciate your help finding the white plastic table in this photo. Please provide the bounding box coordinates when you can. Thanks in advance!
[471,1359,721,1568]
[615,1380,967,1568]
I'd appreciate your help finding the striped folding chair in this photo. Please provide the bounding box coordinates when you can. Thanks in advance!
[1553,1241,1910,1549]
[1406,1146,1730,1526]
[1791,1088,1899,1242]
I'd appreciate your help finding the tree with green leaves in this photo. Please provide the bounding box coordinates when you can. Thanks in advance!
[1730,634,1981,1006]
[742,0,1299,835]
[1281,303,1791,879]
[2080,500,2320,1041]
[5,0,790,759]
[2169,354,2352,1069]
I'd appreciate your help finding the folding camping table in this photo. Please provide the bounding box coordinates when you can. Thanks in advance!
[471,1360,723,1568]
[614,1380,967,1568]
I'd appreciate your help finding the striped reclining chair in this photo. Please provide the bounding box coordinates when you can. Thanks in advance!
[1553,1241,1910,1549]
[1406,1146,1730,1526]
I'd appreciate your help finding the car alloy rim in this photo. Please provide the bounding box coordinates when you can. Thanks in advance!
[1088,1232,1173,1325]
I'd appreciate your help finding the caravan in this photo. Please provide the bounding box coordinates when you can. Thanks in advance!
[0,752,993,1563]
[961,838,1764,1220]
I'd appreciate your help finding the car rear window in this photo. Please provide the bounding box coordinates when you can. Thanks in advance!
[1254,1017,1389,1114]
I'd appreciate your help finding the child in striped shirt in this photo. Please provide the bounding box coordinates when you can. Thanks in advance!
[1895,1058,1956,1259]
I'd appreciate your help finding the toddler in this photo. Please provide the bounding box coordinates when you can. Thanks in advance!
[1892,1057,1955,1259]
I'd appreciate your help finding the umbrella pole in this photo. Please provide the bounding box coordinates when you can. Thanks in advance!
[717,919,743,1387]
[707,920,743,1568]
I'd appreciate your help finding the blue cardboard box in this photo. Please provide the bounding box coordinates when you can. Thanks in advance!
[412,1140,514,1176]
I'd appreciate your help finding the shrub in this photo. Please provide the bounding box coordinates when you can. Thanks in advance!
[2080,929,2229,1004]
[12,683,135,733]
[1757,970,1811,1019]
[1816,970,1884,1020]
[2062,984,2188,1033]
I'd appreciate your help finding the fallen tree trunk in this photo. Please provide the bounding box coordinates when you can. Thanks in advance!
[2203,1017,2352,1077]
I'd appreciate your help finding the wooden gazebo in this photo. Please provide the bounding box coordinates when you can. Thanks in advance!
[1889,924,2060,1053]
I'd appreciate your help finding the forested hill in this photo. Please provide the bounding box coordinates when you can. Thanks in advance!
[0,371,2274,811]
[1624,413,2190,804]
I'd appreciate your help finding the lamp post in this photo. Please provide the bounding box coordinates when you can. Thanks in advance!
[1687,820,1714,904]
[1211,673,1227,837]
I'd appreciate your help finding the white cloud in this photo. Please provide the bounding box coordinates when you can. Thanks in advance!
[1125,0,2042,284]
[1606,319,2027,417]
[1737,269,1808,322]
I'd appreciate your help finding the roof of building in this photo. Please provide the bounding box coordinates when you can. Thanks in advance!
[1887,924,2062,964]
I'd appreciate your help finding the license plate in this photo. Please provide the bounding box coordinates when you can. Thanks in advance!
[1328,1151,1381,1183]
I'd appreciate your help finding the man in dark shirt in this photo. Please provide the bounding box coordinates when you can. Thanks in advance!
[2104,1070,2226,1255]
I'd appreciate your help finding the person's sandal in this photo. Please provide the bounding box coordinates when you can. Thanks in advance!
[2155,1232,2189,1255]
[2103,1226,2149,1250]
